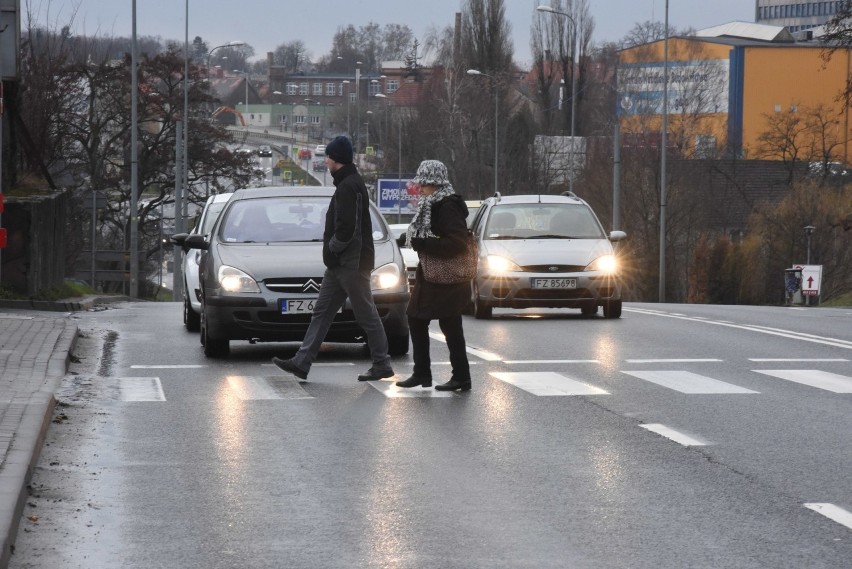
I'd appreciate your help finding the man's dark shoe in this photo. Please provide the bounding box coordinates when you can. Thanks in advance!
[272,357,308,380]
[434,378,472,391]
[357,367,395,381]
[395,374,433,388]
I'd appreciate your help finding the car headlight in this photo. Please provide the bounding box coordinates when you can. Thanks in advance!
[371,263,402,290]
[586,254,617,275]
[217,265,261,293]
[485,255,521,275]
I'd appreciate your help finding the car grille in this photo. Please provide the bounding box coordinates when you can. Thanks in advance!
[520,264,586,273]
[264,277,325,294]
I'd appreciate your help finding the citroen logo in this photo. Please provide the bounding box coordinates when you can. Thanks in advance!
[302,279,321,293]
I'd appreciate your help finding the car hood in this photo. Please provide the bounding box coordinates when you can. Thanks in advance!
[215,240,396,280]
[480,238,613,266]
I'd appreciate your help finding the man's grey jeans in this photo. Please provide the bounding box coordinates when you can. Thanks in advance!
[291,266,391,373]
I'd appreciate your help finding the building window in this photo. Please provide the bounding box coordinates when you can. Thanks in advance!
[369,82,380,96]
[349,93,356,104]
[387,79,399,94]
[294,115,305,125]
[310,116,321,125]
[326,83,336,96]
[313,83,322,96]
[286,83,297,95]
[694,135,716,159]
[300,82,308,95]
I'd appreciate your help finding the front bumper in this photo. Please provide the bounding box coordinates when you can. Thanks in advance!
[475,271,621,309]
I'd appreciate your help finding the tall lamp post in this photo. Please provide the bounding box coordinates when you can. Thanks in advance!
[536,4,579,194]
[206,41,245,83]
[467,69,499,197]
[342,80,351,136]
[376,93,404,222]
[234,69,250,131]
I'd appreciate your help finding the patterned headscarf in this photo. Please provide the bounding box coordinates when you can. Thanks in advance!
[406,160,456,246]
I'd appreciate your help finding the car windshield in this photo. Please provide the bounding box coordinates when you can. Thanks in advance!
[484,203,605,240]
[219,196,388,243]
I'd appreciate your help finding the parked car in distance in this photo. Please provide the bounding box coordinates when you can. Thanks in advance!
[467,192,626,319]
[314,144,326,156]
[297,148,312,160]
[312,159,327,172]
[171,192,234,331]
[181,186,410,358]
[257,145,273,157]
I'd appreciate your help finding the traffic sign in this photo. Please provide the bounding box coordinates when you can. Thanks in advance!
[794,264,822,296]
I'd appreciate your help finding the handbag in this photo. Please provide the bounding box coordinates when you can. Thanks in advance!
[420,232,478,284]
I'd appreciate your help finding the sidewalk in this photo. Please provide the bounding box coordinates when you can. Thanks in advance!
[0,296,119,568]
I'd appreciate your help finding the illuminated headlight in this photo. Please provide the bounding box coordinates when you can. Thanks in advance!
[586,254,618,275]
[217,265,260,293]
[371,263,401,290]
[486,255,521,275]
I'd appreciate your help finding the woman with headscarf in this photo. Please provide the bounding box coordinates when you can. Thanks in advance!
[396,160,472,391]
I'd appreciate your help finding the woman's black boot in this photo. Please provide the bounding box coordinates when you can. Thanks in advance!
[396,374,432,388]
[434,377,471,391]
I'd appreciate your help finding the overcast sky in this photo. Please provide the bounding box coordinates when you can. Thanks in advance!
[38,0,756,66]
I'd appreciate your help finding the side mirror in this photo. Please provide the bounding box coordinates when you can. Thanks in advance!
[184,233,210,250]
[609,230,627,242]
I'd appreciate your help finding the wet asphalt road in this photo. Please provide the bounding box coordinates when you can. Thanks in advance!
[9,302,852,568]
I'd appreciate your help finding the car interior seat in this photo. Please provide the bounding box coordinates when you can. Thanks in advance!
[489,211,516,233]
[237,205,274,241]
[549,211,577,234]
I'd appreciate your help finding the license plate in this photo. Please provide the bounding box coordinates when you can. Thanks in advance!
[532,278,577,289]
[279,298,318,314]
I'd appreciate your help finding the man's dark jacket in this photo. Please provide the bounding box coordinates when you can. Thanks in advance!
[323,163,375,271]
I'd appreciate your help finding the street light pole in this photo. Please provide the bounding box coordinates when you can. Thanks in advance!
[537,5,579,194]
[659,0,670,303]
[467,69,499,197]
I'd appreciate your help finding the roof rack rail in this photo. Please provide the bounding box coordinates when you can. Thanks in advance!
[493,191,501,202]
[560,190,578,198]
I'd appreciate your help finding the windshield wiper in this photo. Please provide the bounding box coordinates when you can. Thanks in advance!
[527,234,573,239]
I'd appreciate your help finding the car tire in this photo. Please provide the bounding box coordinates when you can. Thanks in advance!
[472,282,492,320]
[184,295,200,332]
[201,308,230,357]
[387,333,410,356]
[603,299,622,319]
[581,304,598,317]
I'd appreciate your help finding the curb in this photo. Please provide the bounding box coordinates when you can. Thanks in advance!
[0,319,79,569]
[0,295,131,312]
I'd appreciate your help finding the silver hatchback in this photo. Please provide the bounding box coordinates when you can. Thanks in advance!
[181,186,410,357]
[468,193,626,319]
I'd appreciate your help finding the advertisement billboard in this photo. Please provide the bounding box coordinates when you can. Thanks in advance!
[377,178,417,215]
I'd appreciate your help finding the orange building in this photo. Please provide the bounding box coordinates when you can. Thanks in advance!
[617,23,852,163]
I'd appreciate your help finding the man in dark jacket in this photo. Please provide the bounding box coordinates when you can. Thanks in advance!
[272,136,394,382]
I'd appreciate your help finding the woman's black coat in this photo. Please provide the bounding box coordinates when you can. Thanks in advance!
[405,194,471,320]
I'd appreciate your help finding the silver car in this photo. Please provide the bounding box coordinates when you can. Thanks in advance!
[468,192,626,319]
[178,192,233,331]
[181,186,410,357]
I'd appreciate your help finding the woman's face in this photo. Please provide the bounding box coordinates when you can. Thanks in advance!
[419,184,438,196]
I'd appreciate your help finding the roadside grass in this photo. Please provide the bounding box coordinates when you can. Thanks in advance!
[0,279,97,301]
[821,291,852,307]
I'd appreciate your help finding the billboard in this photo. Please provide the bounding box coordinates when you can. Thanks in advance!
[377,178,417,215]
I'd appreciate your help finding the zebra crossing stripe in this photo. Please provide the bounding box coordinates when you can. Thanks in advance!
[753,370,852,393]
[804,503,852,530]
[640,424,706,446]
[117,377,166,401]
[622,371,759,394]
[369,381,454,398]
[227,376,312,400]
[130,365,207,369]
[489,372,609,396]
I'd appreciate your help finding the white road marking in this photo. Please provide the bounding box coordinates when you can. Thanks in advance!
[227,376,312,400]
[622,371,759,394]
[369,381,455,398]
[429,332,502,360]
[749,358,849,362]
[625,358,723,363]
[753,370,852,393]
[503,359,600,364]
[625,308,852,350]
[804,503,852,530]
[489,372,609,396]
[130,365,207,369]
[640,423,706,446]
[261,362,355,367]
[117,377,166,401]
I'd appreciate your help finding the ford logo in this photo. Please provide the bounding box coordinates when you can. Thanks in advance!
[548,266,559,272]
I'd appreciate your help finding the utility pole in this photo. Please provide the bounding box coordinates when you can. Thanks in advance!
[130,0,140,297]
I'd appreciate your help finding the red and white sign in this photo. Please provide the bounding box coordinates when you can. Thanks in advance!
[794,264,823,296]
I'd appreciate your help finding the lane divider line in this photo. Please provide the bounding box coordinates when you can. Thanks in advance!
[803,503,852,531]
